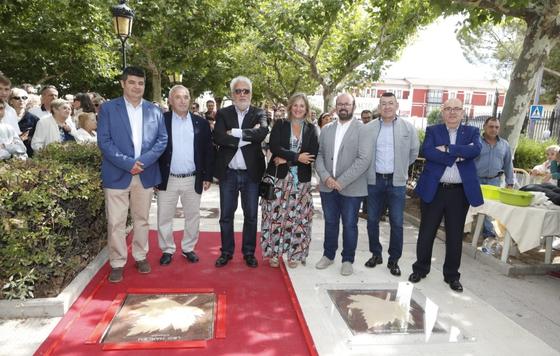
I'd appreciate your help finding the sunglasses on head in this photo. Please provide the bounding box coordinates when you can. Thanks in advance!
[234,89,250,95]
[12,96,28,100]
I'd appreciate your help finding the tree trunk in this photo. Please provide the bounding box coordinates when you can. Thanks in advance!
[322,85,335,113]
[151,69,162,104]
[501,14,559,154]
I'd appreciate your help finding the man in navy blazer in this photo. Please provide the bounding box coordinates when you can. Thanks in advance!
[157,85,214,266]
[97,66,167,283]
[409,98,483,292]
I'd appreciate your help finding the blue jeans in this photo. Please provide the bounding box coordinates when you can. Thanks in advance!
[320,190,362,263]
[219,169,259,256]
[479,176,501,237]
[367,177,406,262]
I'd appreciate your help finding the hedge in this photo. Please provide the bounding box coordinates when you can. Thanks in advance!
[0,143,106,299]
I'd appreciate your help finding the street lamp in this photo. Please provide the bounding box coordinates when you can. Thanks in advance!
[168,71,183,84]
[111,0,135,70]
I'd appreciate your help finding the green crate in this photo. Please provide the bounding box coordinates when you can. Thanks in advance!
[499,188,533,207]
[481,185,500,201]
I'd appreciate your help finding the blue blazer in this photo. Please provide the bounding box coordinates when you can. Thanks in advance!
[97,97,168,189]
[157,111,214,194]
[415,124,483,207]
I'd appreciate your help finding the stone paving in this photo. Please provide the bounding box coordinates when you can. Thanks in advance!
[1,185,559,356]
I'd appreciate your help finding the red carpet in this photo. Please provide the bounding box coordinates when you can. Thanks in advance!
[35,231,317,356]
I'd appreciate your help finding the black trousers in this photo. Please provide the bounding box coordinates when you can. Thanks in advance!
[412,184,469,281]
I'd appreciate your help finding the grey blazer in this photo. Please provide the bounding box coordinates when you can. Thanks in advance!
[315,119,373,197]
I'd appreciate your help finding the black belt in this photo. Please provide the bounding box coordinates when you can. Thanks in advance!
[170,172,196,178]
[439,182,463,188]
[480,172,503,179]
[376,173,393,179]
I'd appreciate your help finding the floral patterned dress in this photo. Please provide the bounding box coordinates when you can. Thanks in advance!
[260,124,314,262]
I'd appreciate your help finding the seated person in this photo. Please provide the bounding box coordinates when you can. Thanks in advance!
[531,145,559,184]
[0,100,27,160]
[74,112,97,144]
[549,150,560,187]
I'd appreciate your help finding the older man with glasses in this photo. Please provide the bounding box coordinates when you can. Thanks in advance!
[408,98,483,292]
[212,76,268,268]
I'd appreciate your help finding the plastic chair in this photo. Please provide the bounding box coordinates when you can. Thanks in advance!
[513,168,531,188]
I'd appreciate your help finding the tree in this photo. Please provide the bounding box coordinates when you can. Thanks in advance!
[433,0,560,152]
[247,0,437,112]
[0,0,120,96]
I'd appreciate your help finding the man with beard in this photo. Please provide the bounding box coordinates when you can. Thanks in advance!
[315,93,373,276]
[213,76,268,268]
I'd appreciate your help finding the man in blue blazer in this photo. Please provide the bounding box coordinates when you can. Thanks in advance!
[97,66,168,283]
[409,98,483,292]
[157,85,214,266]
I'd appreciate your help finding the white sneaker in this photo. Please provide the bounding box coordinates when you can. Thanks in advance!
[315,256,334,269]
[341,262,353,276]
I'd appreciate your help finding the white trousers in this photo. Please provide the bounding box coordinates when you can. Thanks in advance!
[157,176,201,254]
[104,175,153,268]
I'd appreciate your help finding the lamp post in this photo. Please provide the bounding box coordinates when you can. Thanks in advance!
[111,0,135,70]
[167,71,183,84]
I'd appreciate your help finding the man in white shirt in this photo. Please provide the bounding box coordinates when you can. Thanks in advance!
[0,74,21,134]
[28,85,58,119]
[315,93,373,276]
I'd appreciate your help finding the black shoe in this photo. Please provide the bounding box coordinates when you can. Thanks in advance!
[244,254,258,268]
[445,279,463,292]
[215,253,232,267]
[387,260,401,276]
[182,251,199,263]
[364,255,383,268]
[408,272,426,283]
[159,253,173,266]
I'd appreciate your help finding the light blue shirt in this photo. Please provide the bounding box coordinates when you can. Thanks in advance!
[375,119,395,174]
[170,111,196,174]
[124,98,143,159]
[440,126,462,183]
[475,135,514,185]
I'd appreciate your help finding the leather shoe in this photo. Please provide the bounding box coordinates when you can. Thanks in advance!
[182,251,199,263]
[408,272,426,283]
[445,279,463,292]
[215,254,232,267]
[159,253,173,265]
[387,260,401,276]
[364,255,383,268]
[244,254,258,268]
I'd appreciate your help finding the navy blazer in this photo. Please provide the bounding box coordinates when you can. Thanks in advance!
[157,111,214,194]
[415,123,483,207]
[266,119,319,183]
[97,97,167,189]
[213,105,268,182]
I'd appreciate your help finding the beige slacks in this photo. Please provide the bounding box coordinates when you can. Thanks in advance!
[104,175,153,268]
[157,176,201,254]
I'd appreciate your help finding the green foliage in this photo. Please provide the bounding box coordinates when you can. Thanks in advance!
[513,136,557,170]
[0,143,106,299]
[427,109,441,126]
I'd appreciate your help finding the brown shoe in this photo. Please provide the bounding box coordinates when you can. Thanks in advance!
[108,268,123,283]
[136,259,151,274]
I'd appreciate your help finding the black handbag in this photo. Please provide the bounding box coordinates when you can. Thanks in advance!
[259,165,278,200]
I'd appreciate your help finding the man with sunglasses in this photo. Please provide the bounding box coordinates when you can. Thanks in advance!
[213,76,268,268]
[408,98,483,292]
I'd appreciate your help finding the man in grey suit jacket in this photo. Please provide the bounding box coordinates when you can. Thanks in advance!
[363,92,419,277]
[315,93,373,276]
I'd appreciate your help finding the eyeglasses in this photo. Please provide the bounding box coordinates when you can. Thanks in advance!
[336,103,353,107]
[234,89,250,95]
[443,107,463,112]
[11,96,28,100]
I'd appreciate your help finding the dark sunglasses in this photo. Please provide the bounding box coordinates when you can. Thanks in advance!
[234,89,250,95]
[12,96,28,100]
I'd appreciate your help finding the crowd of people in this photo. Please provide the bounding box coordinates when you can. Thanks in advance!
[5,67,557,293]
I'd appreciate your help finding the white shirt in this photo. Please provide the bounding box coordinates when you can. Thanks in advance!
[440,126,462,183]
[170,111,196,174]
[228,106,250,170]
[124,98,143,159]
[375,119,395,174]
[333,119,352,177]
[28,106,50,120]
[3,105,21,134]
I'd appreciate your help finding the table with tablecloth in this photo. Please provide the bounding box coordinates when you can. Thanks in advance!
[465,200,560,263]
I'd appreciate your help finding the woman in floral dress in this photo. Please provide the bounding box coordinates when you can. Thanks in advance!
[260,93,319,268]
